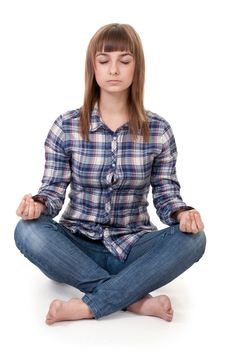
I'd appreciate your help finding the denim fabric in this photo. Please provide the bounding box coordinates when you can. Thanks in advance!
[14,215,206,319]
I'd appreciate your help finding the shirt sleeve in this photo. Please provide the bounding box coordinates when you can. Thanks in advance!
[150,120,190,225]
[34,115,71,217]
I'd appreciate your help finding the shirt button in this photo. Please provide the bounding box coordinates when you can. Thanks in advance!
[104,228,109,237]
[105,203,111,212]
[113,136,117,140]
[112,163,116,167]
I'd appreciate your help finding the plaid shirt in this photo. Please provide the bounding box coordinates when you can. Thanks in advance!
[36,105,190,261]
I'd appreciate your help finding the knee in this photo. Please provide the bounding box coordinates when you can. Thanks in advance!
[197,231,207,260]
[189,230,207,262]
[14,216,49,255]
[14,219,30,251]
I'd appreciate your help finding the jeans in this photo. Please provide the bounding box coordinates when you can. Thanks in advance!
[14,215,206,319]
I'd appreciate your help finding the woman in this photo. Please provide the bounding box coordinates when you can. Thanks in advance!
[14,23,206,325]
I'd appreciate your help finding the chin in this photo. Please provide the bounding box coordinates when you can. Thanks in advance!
[104,86,128,93]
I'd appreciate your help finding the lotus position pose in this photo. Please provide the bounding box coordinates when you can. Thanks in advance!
[14,23,206,325]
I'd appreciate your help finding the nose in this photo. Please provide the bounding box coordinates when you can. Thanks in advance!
[109,61,119,75]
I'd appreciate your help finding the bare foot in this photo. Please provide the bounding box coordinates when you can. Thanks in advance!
[126,294,173,321]
[45,298,94,325]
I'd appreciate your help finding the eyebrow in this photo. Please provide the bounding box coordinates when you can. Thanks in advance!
[95,52,133,58]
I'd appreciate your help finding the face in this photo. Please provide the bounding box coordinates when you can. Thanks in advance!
[94,51,135,94]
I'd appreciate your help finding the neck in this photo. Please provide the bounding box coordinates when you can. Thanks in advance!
[98,90,129,117]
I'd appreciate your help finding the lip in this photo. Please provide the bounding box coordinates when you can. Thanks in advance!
[106,80,121,83]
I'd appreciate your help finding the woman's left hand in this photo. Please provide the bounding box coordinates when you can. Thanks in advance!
[177,209,204,234]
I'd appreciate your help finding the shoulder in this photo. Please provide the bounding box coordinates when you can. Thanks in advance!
[145,110,174,137]
[54,108,81,127]
[47,108,81,137]
[145,110,171,130]
[45,108,81,141]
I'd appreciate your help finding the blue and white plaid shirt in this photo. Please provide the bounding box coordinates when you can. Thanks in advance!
[36,105,190,261]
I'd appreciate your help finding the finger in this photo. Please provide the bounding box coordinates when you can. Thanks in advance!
[22,193,32,204]
[16,193,31,216]
[191,220,198,234]
[21,205,30,220]
[186,216,192,232]
[34,202,39,218]
[189,213,198,234]
[16,199,26,216]
[21,195,33,219]
[27,199,36,220]
[180,211,193,233]
[189,211,198,233]
[179,215,187,232]
[24,193,32,199]
[193,212,204,231]
[34,202,41,219]
[23,197,31,217]
[17,195,30,219]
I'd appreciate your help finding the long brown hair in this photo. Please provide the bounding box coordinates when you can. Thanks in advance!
[79,23,150,142]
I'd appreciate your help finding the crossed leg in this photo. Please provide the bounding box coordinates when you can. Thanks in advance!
[14,217,205,325]
[45,294,173,324]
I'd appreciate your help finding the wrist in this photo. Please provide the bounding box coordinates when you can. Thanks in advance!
[176,211,186,221]
[32,195,48,213]
[171,206,194,222]
[36,202,46,213]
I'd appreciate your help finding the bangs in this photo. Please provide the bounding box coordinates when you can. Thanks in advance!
[95,25,134,54]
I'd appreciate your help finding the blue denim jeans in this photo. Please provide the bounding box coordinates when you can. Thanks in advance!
[14,215,206,319]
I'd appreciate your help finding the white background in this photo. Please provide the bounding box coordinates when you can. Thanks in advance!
[0,0,226,349]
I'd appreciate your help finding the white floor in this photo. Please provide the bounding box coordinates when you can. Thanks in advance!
[1,216,226,350]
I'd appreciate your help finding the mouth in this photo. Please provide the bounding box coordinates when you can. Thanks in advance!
[106,80,121,83]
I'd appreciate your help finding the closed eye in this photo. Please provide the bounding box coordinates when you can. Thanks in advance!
[98,61,131,65]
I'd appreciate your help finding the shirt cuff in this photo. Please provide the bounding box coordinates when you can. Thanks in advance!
[32,195,49,214]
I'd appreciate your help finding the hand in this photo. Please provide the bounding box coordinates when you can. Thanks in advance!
[16,193,45,220]
[177,209,204,234]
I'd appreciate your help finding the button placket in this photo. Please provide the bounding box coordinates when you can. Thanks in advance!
[105,134,118,214]
[111,135,118,168]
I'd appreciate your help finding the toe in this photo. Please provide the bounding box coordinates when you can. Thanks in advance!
[45,314,55,325]
[45,299,62,325]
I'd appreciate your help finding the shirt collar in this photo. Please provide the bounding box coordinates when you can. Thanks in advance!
[89,103,103,132]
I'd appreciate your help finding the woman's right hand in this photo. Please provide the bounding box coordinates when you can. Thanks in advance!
[16,193,45,220]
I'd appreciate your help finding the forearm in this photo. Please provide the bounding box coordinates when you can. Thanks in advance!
[34,116,71,217]
[153,193,191,225]
[151,120,192,225]
[152,177,192,225]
